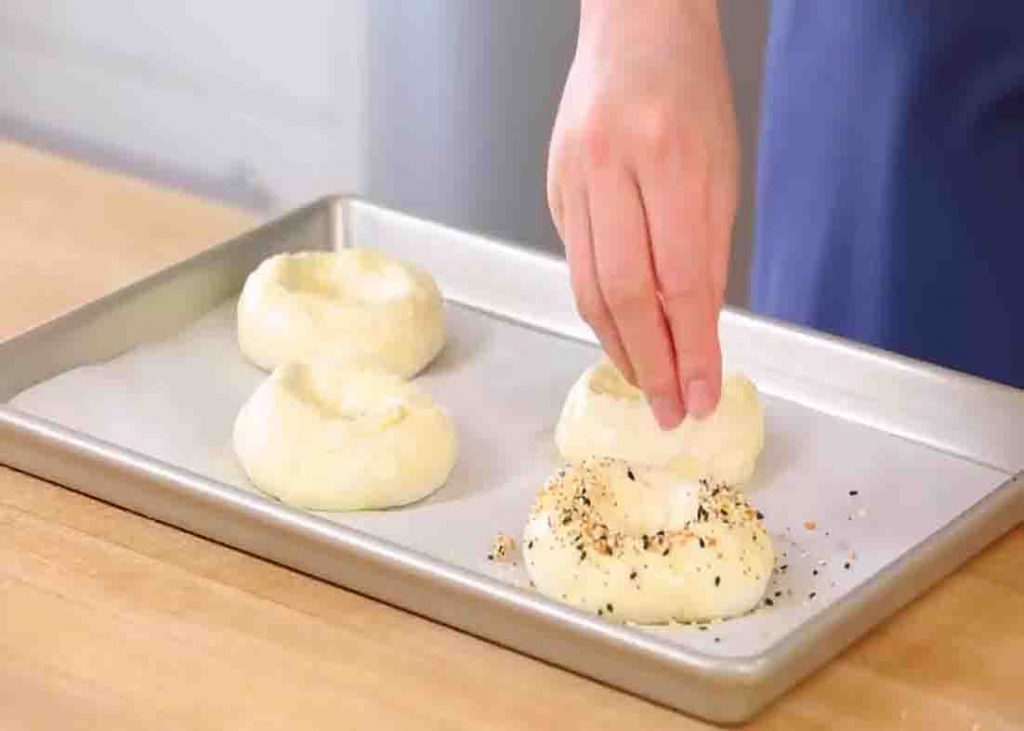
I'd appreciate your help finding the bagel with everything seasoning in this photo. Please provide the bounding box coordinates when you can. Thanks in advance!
[523,458,774,624]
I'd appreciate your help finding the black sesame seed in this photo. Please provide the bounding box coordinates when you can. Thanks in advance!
[527,540,534,549]
[809,591,817,600]
[774,591,782,597]
[756,510,765,520]
[606,603,614,613]
[662,547,670,556]
[849,490,859,496]
[765,598,774,607]
[627,468,636,481]
[698,625,708,631]
[642,535,650,550]
[844,562,851,570]
[714,637,721,643]
[813,569,819,576]
[698,537,706,549]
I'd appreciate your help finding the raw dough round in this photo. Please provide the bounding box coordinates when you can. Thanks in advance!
[237,250,445,378]
[233,363,457,510]
[523,458,774,624]
[555,361,764,485]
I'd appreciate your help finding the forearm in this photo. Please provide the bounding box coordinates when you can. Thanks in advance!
[579,0,721,35]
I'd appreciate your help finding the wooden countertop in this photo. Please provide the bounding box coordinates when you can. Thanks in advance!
[1,140,1021,730]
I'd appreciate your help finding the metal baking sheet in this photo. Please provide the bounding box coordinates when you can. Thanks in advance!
[2,197,1022,723]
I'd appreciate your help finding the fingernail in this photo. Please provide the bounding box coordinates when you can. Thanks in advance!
[650,396,684,431]
[686,379,716,419]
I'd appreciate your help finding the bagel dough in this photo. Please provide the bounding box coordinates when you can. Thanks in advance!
[233,363,457,510]
[523,458,774,624]
[237,250,445,377]
[556,361,764,485]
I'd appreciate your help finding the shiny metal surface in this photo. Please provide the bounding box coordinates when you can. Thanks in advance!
[1,197,1022,723]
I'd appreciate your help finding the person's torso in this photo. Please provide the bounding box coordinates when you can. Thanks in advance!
[752,0,1024,387]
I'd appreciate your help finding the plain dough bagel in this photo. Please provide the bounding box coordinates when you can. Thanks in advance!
[555,361,764,485]
[233,363,457,510]
[523,458,774,624]
[237,249,445,377]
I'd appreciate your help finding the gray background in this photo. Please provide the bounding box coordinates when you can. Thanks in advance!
[0,1,768,304]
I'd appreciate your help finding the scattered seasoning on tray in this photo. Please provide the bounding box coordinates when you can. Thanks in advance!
[487,533,517,564]
[808,591,817,600]
[714,637,721,643]
[843,561,851,570]
[848,490,859,496]
[812,569,819,576]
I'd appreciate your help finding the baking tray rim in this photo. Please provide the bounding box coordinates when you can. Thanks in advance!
[3,403,1021,680]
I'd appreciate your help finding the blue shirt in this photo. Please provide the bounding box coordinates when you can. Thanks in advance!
[752,1,1024,387]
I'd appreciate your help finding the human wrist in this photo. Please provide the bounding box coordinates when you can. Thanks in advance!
[579,0,720,32]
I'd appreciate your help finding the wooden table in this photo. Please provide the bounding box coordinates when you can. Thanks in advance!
[1,140,1021,730]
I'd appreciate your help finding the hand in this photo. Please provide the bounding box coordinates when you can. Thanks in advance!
[547,0,739,428]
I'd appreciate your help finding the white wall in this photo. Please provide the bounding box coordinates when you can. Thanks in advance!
[0,1,367,210]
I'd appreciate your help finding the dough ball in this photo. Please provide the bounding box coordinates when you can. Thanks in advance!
[234,363,457,510]
[237,250,445,378]
[523,459,774,624]
[556,361,764,485]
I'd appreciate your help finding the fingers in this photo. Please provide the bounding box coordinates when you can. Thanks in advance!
[638,159,723,418]
[559,179,636,384]
[587,164,685,429]
[709,165,737,312]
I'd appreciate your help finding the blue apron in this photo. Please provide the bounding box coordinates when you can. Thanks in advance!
[751,1,1024,387]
